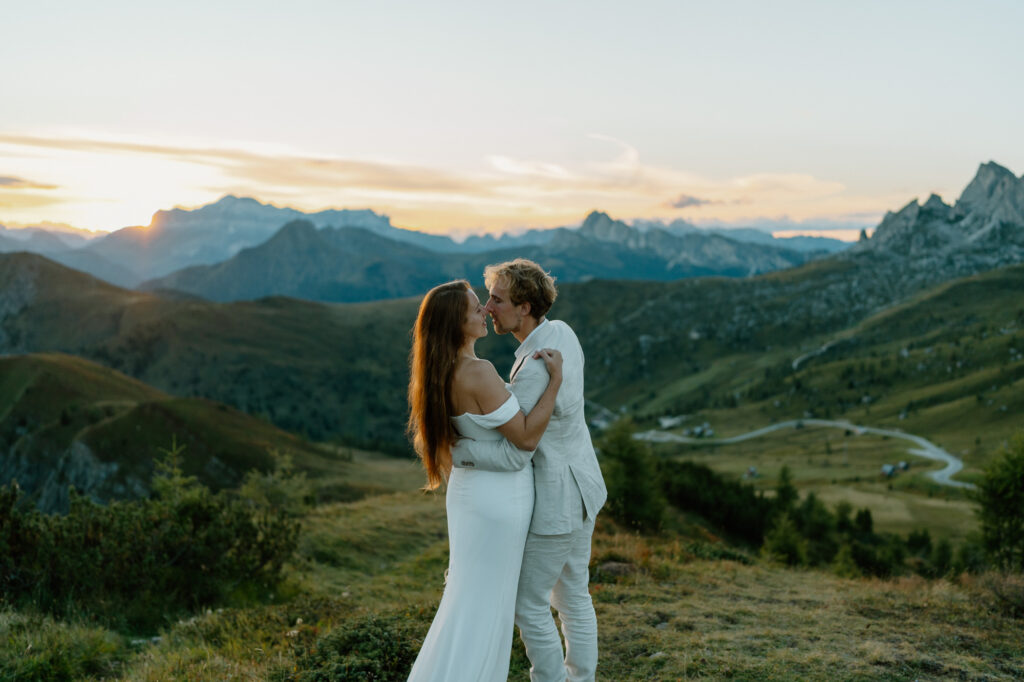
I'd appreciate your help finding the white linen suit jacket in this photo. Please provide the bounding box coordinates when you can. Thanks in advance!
[452,319,607,535]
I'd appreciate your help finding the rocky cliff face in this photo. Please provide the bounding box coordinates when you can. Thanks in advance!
[843,161,1024,297]
[866,161,1024,255]
[953,161,1024,241]
[1,440,148,514]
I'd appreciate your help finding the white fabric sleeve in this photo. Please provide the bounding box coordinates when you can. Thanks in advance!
[464,393,521,429]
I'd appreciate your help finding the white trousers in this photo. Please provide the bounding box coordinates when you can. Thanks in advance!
[515,515,598,682]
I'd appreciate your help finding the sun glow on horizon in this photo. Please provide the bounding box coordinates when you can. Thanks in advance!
[0,131,955,238]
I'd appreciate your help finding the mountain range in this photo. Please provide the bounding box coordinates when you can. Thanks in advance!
[138,210,823,303]
[0,196,848,293]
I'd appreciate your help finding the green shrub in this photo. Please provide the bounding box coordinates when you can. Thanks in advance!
[274,606,435,681]
[846,532,906,578]
[684,541,754,565]
[761,513,807,566]
[774,465,799,513]
[792,492,837,566]
[239,450,314,517]
[0,441,300,632]
[831,542,862,578]
[953,535,989,574]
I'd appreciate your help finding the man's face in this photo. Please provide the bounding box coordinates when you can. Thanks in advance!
[484,281,524,335]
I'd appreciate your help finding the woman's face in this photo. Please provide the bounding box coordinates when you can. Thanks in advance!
[462,289,488,340]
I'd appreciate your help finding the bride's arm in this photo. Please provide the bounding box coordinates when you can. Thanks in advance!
[470,351,561,451]
[452,356,559,471]
[451,436,533,472]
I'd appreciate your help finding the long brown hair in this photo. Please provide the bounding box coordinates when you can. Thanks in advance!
[407,279,471,489]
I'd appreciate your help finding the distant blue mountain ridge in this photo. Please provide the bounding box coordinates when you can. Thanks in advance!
[0,196,851,290]
[8,159,1024,298]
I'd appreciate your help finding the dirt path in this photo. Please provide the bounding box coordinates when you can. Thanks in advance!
[636,418,975,489]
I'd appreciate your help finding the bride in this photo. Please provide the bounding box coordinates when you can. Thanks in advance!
[406,279,562,682]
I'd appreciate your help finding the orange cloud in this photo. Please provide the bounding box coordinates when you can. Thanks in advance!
[0,131,886,235]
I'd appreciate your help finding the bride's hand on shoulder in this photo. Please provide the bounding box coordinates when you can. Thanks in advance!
[532,348,562,377]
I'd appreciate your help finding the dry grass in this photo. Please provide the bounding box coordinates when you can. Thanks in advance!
[581,523,1024,681]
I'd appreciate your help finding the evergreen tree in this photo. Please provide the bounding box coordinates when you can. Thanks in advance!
[762,513,807,566]
[598,420,665,532]
[775,465,798,513]
[975,433,1024,571]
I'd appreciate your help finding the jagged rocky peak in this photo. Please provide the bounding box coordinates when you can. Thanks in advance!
[957,161,1018,207]
[868,196,961,254]
[863,161,1024,254]
[578,210,635,242]
[921,193,950,216]
[888,198,921,224]
[952,162,1023,215]
[951,161,1024,239]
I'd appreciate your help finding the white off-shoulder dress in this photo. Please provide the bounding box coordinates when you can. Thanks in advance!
[407,394,535,682]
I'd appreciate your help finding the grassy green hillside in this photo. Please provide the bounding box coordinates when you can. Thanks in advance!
[1,253,429,449]
[0,353,355,510]
[5,252,1021,460]
[627,263,1024,458]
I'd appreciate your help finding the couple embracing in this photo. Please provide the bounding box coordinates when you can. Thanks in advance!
[406,258,608,682]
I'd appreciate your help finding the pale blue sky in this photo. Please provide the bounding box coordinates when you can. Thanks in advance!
[2,0,1022,237]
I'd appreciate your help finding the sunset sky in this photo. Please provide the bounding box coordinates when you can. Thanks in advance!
[2,0,1022,240]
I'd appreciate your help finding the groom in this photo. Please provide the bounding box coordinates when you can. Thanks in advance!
[451,258,607,682]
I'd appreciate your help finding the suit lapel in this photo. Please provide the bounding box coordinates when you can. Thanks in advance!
[510,319,550,382]
[509,354,528,382]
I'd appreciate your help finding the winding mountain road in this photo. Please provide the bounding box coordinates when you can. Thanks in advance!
[635,418,974,489]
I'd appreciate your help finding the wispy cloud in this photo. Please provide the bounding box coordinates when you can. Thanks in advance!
[0,131,884,234]
[668,193,714,209]
[0,134,472,194]
[0,174,57,190]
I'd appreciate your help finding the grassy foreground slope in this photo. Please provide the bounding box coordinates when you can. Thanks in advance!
[7,483,1020,681]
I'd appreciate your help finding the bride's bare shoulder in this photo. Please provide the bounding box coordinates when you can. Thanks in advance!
[453,358,507,414]
[454,357,500,388]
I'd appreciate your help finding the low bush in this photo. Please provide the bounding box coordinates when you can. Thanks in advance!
[273,605,435,681]
[0,441,300,632]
